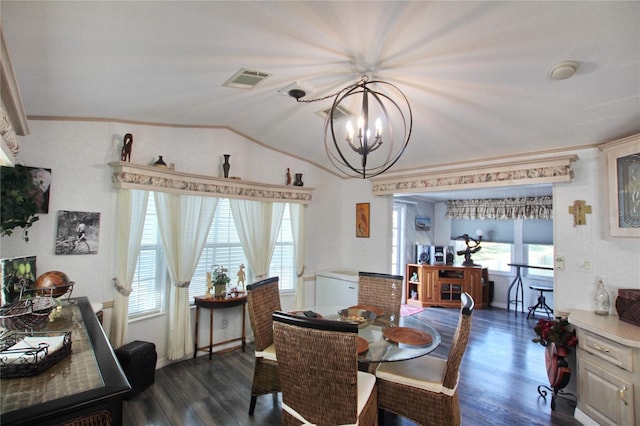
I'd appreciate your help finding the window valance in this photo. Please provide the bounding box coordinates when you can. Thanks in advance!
[446,196,553,220]
[109,162,313,204]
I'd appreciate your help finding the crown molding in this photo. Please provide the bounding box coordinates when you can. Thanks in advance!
[371,154,578,196]
[109,162,313,204]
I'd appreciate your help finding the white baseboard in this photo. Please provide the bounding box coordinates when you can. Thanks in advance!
[574,408,598,426]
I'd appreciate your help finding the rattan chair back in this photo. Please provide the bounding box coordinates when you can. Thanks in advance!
[358,272,403,317]
[443,292,474,390]
[375,292,474,426]
[246,276,281,352]
[272,311,371,426]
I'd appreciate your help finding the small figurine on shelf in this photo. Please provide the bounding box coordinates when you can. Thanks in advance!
[286,168,292,186]
[237,264,246,291]
[205,272,213,298]
[121,133,133,162]
[411,272,418,281]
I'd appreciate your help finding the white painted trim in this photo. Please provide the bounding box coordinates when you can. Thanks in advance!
[370,154,578,196]
[110,161,313,204]
[573,408,599,426]
[0,30,29,136]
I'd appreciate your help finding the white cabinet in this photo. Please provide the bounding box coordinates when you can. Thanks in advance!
[315,270,358,307]
[569,310,640,426]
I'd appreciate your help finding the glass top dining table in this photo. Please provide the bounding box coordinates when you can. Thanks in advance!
[296,305,442,363]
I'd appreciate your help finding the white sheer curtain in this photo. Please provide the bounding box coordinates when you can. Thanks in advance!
[289,203,307,309]
[230,199,284,281]
[155,192,217,360]
[110,189,148,349]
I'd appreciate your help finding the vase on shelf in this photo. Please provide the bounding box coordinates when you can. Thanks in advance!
[214,283,227,297]
[593,277,610,315]
[154,155,167,168]
[293,173,304,186]
[223,154,231,178]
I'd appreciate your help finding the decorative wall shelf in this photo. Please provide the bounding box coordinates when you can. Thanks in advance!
[109,162,313,204]
[1,29,30,166]
[370,154,578,196]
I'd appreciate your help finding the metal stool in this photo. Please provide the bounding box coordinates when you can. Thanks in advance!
[527,285,553,319]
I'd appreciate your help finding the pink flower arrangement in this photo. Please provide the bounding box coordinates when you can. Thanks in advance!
[532,318,578,348]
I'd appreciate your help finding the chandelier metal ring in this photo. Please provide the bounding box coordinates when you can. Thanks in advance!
[324,78,412,178]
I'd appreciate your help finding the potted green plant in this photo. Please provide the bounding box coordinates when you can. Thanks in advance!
[1,165,40,241]
[211,265,230,297]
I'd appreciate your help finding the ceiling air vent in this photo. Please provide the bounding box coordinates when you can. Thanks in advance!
[316,105,352,121]
[223,68,271,89]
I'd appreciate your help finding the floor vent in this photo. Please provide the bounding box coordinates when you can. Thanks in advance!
[223,68,270,89]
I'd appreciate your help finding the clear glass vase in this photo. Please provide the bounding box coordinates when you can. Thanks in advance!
[593,277,610,315]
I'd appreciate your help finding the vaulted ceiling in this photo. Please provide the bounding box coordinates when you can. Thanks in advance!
[1,1,639,180]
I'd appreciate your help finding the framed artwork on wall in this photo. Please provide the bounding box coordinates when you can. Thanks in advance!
[603,135,640,237]
[27,166,52,213]
[415,216,431,230]
[356,202,370,238]
[55,210,100,255]
[1,255,36,305]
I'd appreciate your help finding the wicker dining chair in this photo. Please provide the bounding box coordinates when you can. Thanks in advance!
[246,276,281,415]
[272,311,378,426]
[375,292,475,426]
[358,272,403,318]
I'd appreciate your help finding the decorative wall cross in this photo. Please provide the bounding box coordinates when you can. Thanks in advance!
[568,200,592,226]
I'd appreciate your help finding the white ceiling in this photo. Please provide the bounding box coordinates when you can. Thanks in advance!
[1,1,639,186]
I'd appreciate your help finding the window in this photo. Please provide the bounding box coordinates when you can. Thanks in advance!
[392,204,405,276]
[450,218,553,279]
[129,196,296,319]
[525,244,554,278]
[129,192,167,318]
[269,205,295,292]
[452,240,512,272]
[188,198,248,301]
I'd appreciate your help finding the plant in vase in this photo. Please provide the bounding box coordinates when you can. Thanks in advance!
[532,318,578,351]
[532,318,578,409]
[211,265,231,297]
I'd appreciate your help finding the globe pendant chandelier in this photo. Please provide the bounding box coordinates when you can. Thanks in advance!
[290,76,412,178]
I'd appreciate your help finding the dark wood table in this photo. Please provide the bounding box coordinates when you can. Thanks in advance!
[193,294,246,359]
[1,297,130,426]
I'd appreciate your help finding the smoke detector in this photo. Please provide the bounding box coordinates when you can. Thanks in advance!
[548,61,578,80]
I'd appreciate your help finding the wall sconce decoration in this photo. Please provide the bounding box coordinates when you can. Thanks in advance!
[455,229,483,266]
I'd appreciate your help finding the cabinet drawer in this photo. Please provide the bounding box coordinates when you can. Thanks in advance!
[578,350,635,426]
[578,329,634,372]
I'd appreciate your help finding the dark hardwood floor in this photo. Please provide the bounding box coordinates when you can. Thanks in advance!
[122,306,582,425]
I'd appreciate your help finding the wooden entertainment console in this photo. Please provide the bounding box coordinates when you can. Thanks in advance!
[406,264,488,309]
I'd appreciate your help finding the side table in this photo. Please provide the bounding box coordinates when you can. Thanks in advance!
[193,294,247,359]
[507,263,554,316]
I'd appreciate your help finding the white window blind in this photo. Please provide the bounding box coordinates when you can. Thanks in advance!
[189,198,248,301]
[129,192,166,318]
[269,204,294,291]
